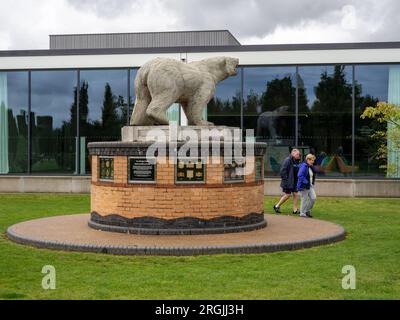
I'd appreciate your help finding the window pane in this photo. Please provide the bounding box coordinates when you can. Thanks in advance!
[129,68,138,123]
[355,65,400,178]
[207,68,241,127]
[80,69,128,174]
[0,72,29,174]
[31,71,77,174]
[298,65,353,177]
[243,66,296,177]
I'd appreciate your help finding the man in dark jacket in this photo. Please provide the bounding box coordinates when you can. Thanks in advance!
[273,149,301,214]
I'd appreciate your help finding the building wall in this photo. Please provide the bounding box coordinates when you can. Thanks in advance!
[0,45,400,181]
[3,48,400,70]
[0,176,399,197]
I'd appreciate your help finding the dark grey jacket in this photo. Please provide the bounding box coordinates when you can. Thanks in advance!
[280,156,300,190]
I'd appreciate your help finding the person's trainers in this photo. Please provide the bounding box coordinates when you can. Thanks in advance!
[273,205,281,214]
[300,214,308,218]
[306,211,313,218]
[292,209,300,215]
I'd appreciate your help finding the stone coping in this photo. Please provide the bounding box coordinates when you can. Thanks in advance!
[6,214,346,256]
[121,125,243,142]
[87,141,267,157]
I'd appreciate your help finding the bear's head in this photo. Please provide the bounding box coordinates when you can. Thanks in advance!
[224,57,239,76]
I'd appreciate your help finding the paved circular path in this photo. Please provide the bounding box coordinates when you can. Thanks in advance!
[6,214,346,256]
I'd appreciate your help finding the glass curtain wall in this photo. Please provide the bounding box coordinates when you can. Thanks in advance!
[1,64,399,179]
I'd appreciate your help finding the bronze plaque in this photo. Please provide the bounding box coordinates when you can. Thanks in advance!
[129,158,156,183]
[224,158,245,182]
[99,157,114,181]
[176,159,205,183]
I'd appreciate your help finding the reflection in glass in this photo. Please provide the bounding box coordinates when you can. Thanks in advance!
[243,67,297,176]
[0,72,29,174]
[207,68,241,127]
[80,69,128,174]
[298,65,353,177]
[31,71,77,173]
[129,68,138,123]
[354,65,388,177]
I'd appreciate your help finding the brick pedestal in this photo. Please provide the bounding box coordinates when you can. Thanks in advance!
[88,140,267,235]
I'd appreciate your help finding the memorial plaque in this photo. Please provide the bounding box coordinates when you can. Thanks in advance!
[129,157,156,183]
[255,157,263,181]
[176,159,205,183]
[224,158,245,182]
[99,157,114,181]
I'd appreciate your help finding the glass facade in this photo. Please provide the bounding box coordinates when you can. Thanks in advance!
[0,63,399,179]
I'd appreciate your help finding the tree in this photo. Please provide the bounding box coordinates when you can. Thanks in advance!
[69,81,89,137]
[308,66,355,155]
[79,81,89,136]
[116,95,128,126]
[260,76,295,112]
[361,102,400,176]
[244,89,259,114]
[101,83,119,137]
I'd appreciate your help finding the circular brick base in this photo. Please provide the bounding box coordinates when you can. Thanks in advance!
[7,214,346,256]
[88,140,267,235]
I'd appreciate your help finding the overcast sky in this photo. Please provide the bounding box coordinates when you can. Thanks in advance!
[0,0,399,50]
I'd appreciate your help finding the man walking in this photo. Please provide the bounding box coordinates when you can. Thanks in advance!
[273,149,301,214]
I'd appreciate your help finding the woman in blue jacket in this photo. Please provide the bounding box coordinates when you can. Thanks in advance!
[296,154,317,218]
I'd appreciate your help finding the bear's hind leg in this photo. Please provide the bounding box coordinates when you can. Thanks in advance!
[130,92,152,125]
[146,94,178,125]
[187,94,214,126]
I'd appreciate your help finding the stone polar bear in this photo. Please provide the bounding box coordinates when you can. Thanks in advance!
[130,56,239,126]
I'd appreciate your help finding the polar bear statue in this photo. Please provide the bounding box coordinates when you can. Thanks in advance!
[130,56,239,126]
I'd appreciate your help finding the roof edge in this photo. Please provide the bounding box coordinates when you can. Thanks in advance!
[2,41,400,57]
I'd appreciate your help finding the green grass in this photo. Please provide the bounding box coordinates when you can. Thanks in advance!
[0,193,399,300]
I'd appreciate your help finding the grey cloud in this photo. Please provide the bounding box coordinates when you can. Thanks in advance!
[161,0,350,38]
[67,0,138,18]
[63,0,400,43]
[3,0,400,51]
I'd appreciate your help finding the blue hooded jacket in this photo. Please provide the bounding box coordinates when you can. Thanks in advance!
[296,162,316,191]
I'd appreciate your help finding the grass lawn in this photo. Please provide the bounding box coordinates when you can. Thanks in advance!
[0,193,399,300]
